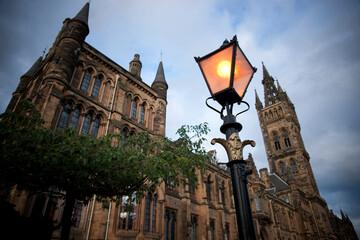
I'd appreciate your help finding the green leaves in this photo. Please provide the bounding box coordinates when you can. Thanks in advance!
[0,100,210,203]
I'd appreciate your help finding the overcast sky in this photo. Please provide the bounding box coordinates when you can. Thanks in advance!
[0,0,359,235]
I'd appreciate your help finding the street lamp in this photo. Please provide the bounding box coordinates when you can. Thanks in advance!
[195,35,257,240]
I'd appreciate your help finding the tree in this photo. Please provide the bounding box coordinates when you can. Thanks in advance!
[0,101,210,240]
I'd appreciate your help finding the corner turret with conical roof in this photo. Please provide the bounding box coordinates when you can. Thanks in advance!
[151,60,168,101]
[44,2,90,85]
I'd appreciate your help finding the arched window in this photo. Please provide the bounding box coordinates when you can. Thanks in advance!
[144,193,151,232]
[165,209,176,240]
[122,128,128,142]
[91,77,101,97]
[269,110,274,119]
[291,159,298,172]
[131,100,137,119]
[283,133,291,148]
[69,107,81,129]
[140,104,145,123]
[91,117,100,138]
[273,137,281,150]
[80,70,91,91]
[279,162,286,175]
[81,114,92,134]
[255,194,261,211]
[57,103,72,129]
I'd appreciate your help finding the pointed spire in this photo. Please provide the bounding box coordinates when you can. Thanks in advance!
[262,61,271,79]
[261,62,279,107]
[341,209,346,220]
[276,79,284,92]
[73,2,90,25]
[255,89,263,110]
[153,61,168,87]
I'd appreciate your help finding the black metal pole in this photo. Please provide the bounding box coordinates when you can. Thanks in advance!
[221,112,257,240]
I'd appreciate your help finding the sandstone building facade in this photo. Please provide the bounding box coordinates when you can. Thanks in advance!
[4,2,357,240]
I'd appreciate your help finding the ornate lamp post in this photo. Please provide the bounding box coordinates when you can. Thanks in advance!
[195,35,257,239]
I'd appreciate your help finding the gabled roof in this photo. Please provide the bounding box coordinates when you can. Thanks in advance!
[269,173,289,192]
[21,55,43,78]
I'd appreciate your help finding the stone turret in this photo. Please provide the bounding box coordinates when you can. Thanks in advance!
[43,2,90,85]
[151,60,168,101]
[129,54,142,78]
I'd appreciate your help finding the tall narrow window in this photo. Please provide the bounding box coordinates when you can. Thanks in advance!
[283,134,291,148]
[225,223,230,240]
[255,194,261,211]
[91,77,101,97]
[128,193,137,230]
[73,202,82,228]
[91,117,100,138]
[140,105,145,123]
[151,194,157,232]
[221,182,225,206]
[273,137,281,150]
[81,114,92,134]
[131,100,137,119]
[210,220,215,240]
[279,162,286,175]
[207,175,212,201]
[69,107,80,129]
[57,104,72,129]
[290,159,298,172]
[191,215,198,240]
[165,209,176,240]
[80,71,91,91]
[118,194,137,230]
[144,193,151,232]
[119,196,128,230]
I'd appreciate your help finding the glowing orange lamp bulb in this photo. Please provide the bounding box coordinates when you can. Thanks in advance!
[217,61,231,78]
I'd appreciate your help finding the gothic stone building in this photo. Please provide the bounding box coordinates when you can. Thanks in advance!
[4,2,358,240]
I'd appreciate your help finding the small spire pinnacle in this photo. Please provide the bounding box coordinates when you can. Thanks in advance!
[262,61,271,79]
[276,79,284,92]
[41,47,47,58]
[160,51,163,62]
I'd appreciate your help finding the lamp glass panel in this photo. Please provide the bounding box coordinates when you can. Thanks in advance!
[199,45,233,95]
[233,47,254,98]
